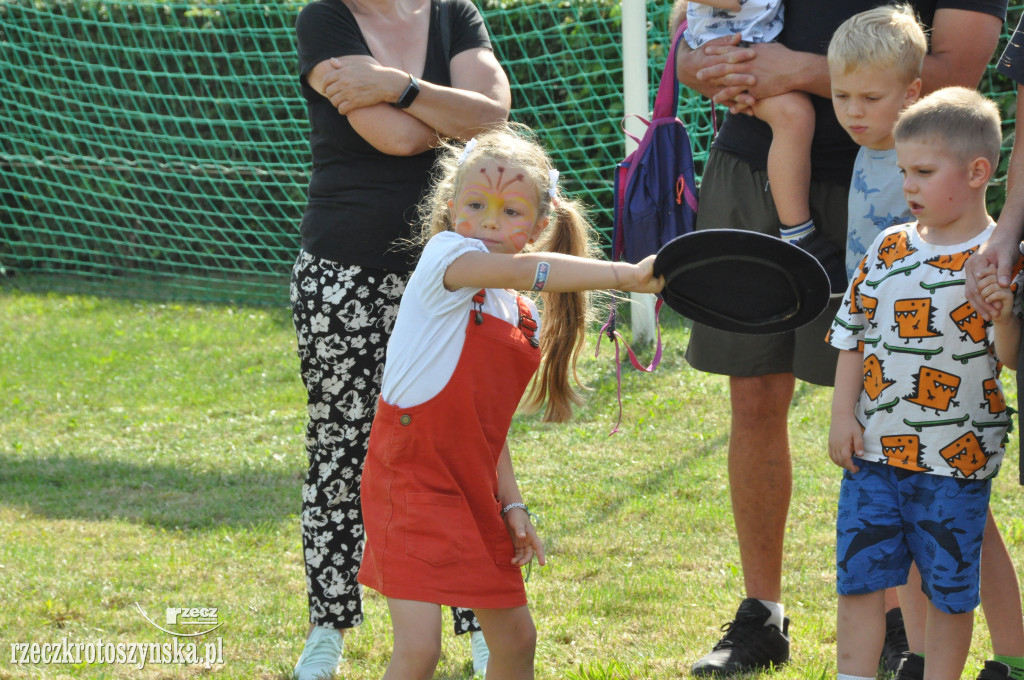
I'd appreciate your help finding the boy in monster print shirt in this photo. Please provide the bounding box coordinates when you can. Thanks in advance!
[827,87,1010,680]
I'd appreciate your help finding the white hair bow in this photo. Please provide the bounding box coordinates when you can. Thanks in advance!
[548,169,559,199]
[457,138,478,166]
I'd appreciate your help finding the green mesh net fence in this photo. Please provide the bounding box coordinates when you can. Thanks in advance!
[0,1,1020,305]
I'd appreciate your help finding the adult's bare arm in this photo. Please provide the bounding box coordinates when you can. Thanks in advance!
[307,56,436,154]
[308,49,510,156]
[401,46,511,141]
[676,33,755,103]
[678,8,1002,114]
[945,9,1013,318]
[923,9,1003,93]
[677,35,826,112]
[967,86,1024,319]
[721,8,1002,106]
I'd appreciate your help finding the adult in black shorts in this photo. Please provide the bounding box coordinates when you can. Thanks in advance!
[291,0,510,677]
[674,1,1006,675]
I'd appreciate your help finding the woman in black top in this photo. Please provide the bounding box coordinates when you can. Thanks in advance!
[291,0,510,676]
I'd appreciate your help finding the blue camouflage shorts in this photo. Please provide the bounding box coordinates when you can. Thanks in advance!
[836,460,990,614]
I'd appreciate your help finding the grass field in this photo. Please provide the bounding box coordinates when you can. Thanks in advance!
[3,288,1024,679]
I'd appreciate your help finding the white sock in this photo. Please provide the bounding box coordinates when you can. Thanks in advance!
[757,599,784,630]
[779,219,815,243]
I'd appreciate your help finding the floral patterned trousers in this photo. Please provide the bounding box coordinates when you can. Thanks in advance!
[290,251,480,633]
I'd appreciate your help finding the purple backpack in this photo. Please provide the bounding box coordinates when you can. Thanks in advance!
[597,21,698,433]
[611,20,698,264]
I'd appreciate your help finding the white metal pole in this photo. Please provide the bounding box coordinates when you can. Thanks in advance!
[622,0,656,345]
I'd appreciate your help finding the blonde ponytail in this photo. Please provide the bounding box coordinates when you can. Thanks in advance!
[522,196,600,422]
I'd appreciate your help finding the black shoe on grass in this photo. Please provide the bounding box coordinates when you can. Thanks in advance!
[879,607,910,675]
[690,598,790,677]
[977,660,1014,680]
[894,652,924,680]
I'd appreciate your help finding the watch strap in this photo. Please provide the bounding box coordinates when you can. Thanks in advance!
[393,73,420,109]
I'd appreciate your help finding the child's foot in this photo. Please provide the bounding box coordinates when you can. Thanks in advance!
[978,660,1015,680]
[471,630,489,678]
[792,229,848,297]
[878,607,909,675]
[293,626,343,680]
[893,652,923,680]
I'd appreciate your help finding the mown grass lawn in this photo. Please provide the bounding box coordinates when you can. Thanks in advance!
[2,288,1023,679]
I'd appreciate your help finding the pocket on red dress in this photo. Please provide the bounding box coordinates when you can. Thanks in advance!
[405,492,465,567]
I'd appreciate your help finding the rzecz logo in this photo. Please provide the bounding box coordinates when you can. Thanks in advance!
[135,604,223,637]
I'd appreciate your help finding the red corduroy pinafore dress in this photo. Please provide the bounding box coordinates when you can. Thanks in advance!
[358,291,541,609]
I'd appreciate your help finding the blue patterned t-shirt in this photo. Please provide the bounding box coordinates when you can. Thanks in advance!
[846,146,913,282]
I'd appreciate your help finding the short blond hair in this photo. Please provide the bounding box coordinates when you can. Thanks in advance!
[893,86,1002,165]
[827,4,927,84]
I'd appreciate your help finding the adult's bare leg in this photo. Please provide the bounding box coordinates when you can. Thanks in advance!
[729,372,795,602]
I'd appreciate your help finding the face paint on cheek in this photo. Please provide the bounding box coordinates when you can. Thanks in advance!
[453,211,472,236]
[509,229,530,251]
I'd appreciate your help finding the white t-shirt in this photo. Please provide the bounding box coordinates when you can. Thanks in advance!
[380,231,541,408]
[684,1,783,49]
[828,222,1009,480]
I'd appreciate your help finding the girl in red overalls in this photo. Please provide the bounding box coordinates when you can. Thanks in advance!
[357,124,663,680]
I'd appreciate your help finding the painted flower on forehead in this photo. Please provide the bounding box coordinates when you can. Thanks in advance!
[457,138,478,166]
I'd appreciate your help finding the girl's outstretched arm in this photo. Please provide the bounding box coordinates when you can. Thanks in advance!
[444,251,663,295]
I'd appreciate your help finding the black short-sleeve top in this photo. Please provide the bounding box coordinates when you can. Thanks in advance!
[998,14,1024,85]
[295,0,492,271]
[711,0,1007,186]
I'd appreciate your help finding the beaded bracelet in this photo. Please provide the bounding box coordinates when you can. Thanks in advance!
[501,502,529,518]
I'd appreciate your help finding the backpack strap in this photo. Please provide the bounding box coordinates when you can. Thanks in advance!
[652,19,688,120]
[594,299,664,435]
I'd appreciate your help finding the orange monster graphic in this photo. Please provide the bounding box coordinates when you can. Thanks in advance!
[860,294,879,323]
[863,354,895,401]
[948,300,986,344]
[892,298,940,342]
[880,435,931,471]
[924,247,977,274]
[981,378,1006,414]
[904,366,961,413]
[848,265,869,314]
[939,431,993,478]
[876,231,918,269]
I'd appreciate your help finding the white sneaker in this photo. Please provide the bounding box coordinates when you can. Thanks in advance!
[471,630,489,678]
[293,626,343,680]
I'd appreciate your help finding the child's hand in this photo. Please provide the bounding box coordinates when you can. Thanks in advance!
[828,413,864,473]
[620,255,665,294]
[504,508,546,568]
[977,265,1013,323]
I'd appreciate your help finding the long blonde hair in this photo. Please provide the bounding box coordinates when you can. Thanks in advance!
[416,123,600,422]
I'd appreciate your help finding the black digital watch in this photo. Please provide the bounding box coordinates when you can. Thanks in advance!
[392,73,420,109]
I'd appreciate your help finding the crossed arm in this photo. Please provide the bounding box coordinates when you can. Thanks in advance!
[306,47,511,156]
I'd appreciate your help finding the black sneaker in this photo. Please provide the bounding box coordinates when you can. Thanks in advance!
[690,599,790,677]
[894,652,924,680]
[978,660,1014,680]
[879,608,910,675]
[792,229,847,296]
